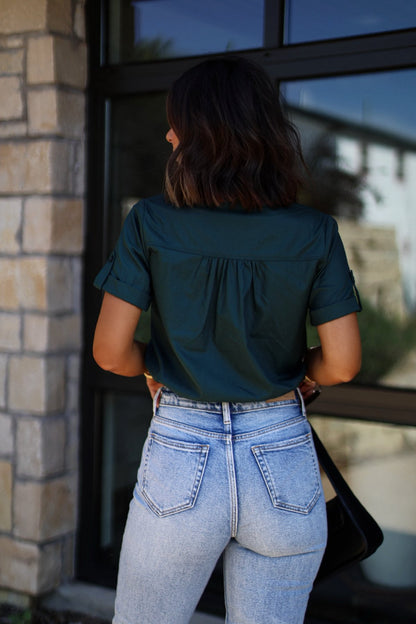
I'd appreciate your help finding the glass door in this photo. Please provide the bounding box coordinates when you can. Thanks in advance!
[83,92,170,575]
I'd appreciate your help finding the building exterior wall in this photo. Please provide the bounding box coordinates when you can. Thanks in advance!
[0,0,86,603]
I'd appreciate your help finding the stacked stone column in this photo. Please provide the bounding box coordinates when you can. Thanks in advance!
[0,0,86,602]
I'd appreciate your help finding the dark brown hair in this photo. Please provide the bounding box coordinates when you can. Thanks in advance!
[165,56,304,211]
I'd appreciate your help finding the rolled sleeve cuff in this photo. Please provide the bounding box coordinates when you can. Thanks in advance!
[94,263,151,311]
[310,295,362,326]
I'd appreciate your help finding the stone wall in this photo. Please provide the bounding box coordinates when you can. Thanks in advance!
[0,0,86,603]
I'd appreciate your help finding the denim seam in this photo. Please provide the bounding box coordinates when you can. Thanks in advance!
[153,413,306,442]
[231,399,297,413]
[158,401,223,414]
[233,415,306,441]
[158,398,298,413]
[149,431,209,451]
[251,431,312,451]
[222,402,238,537]
[153,415,228,440]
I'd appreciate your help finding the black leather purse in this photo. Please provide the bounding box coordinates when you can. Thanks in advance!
[311,425,384,582]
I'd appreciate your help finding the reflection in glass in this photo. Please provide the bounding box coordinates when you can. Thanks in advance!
[311,416,416,590]
[101,392,153,558]
[108,93,171,341]
[282,71,416,390]
[108,0,264,64]
[285,0,416,44]
[108,93,170,249]
[99,95,170,567]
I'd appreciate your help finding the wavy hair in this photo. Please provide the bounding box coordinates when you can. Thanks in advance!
[165,56,304,211]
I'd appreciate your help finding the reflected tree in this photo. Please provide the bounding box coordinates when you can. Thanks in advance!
[110,36,175,212]
[111,93,170,208]
[299,132,365,218]
[133,36,174,61]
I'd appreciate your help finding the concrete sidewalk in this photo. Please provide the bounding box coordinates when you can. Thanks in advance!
[42,582,223,623]
[190,613,222,623]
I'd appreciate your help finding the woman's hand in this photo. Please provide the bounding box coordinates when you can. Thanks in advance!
[145,375,164,399]
[299,376,321,405]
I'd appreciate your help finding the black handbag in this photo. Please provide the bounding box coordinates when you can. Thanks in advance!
[311,425,384,583]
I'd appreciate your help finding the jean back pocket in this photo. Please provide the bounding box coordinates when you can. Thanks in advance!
[139,433,209,517]
[252,432,320,514]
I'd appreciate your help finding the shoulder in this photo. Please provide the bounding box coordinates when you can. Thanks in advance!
[125,195,167,229]
[132,194,175,213]
[120,196,170,243]
[288,203,336,226]
[129,194,180,224]
[283,203,339,240]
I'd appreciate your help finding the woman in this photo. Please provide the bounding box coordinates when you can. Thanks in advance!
[93,57,361,624]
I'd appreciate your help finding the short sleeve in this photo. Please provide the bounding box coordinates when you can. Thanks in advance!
[309,219,362,326]
[93,203,151,310]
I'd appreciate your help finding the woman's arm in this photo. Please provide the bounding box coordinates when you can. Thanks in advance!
[93,292,147,377]
[305,312,361,386]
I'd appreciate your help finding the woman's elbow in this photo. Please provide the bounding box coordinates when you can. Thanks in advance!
[332,356,361,384]
[92,347,109,372]
[93,340,120,373]
[335,367,360,384]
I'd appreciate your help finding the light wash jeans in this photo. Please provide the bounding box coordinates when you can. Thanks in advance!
[113,389,327,624]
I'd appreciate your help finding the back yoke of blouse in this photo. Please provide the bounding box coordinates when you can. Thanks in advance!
[94,195,361,402]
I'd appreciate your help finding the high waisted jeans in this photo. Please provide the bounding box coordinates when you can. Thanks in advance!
[113,389,327,624]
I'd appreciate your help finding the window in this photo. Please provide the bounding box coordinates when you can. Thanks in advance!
[284,0,416,44]
[283,70,416,391]
[283,70,416,610]
[107,0,264,64]
[311,416,416,588]
[106,93,170,247]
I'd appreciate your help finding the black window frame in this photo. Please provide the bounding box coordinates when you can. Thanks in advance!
[79,0,416,613]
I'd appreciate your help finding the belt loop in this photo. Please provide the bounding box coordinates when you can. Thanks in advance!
[153,387,163,415]
[296,387,307,418]
[222,402,231,425]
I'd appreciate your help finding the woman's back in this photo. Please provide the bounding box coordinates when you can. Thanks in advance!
[95,194,360,400]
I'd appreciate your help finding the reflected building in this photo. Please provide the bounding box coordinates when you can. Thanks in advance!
[291,104,416,317]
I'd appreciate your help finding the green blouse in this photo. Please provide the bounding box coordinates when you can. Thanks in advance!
[94,195,361,401]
